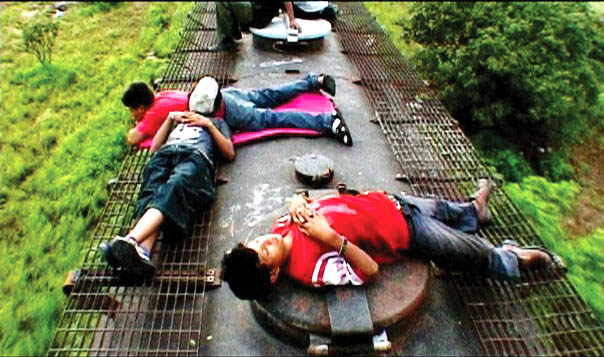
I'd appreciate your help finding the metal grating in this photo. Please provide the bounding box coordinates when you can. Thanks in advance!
[335,2,604,356]
[49,2,235,355]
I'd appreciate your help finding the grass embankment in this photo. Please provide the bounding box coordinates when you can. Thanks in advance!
[0,2,193,354]
[366,2,604,323]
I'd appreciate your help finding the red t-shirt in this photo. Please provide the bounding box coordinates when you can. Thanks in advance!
[271,192,410,288]
[135,90,189,141]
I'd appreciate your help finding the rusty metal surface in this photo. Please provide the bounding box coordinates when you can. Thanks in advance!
[334,2,604,356]
[252,259,430,344]
[49,2,234,355]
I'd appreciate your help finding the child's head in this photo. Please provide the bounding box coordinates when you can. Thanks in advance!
[122,82,154,121]
[222,243,273,300]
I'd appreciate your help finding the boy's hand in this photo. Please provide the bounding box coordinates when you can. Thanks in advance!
[179,112,213,128]
[287,194,313,224]
[297,209,337,246]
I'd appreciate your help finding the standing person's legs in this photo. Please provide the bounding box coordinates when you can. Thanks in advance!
[215,2,253,44]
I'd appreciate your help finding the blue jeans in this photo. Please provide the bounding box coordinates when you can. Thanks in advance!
[221,73,334,132]
[394,195,520,280]
[134,145,215,241]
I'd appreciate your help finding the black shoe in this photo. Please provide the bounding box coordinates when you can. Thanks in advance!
[99,241,120,270]
[111,236,156,280]
[320,74,336,96]
[331,109,353,146]
[321,5,337,21]
[208,38,236,52]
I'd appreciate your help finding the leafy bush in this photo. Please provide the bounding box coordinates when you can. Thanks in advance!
[402,2,604,174]
[538,151,574,181]
[22,16,59,65]
[471,130,533,182]
[506,176,604,323]
[80,2,123,16]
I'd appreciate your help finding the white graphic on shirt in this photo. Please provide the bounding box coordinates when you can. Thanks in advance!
[165,123,202,145]
[312,252,364,287]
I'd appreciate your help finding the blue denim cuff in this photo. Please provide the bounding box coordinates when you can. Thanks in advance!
[489,247,521,280]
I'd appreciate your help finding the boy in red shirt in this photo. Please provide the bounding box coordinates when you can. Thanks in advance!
[222,180,565,300]
[121,83,189,147]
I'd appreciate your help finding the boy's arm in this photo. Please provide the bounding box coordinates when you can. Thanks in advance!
[128,128,146,145]
[296,209,379,279]
[284,2,301,32]
[150,113,176,153]
[181,112,235,161]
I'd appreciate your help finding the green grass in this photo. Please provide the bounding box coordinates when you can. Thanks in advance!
[363,2,420,60]
[506,177,604,322]
[0,2,194,354]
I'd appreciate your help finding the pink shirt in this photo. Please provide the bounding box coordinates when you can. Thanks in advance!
[135,90,189,141]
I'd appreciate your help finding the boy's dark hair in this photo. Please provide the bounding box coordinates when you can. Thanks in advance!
[222,243,272,300]
[121,82,154,109]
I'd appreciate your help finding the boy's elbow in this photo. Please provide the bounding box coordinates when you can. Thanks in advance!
[224,144,236,162]
[366,263,379,280]
[127,129,144,145]
[226,150,236,162]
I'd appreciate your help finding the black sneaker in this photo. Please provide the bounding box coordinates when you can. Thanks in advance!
[111,236,156,280]
[322,5,337,21]
[331,109,353,146]
[320,74,336,96]
[99,241,120,270]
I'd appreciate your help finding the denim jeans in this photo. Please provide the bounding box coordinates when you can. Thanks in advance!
[134,145,215,241]
[393,194,520,280]
[222,73,334,132]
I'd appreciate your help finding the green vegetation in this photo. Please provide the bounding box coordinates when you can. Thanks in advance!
[507,177,604,321]
[366,2,604,324]
[21,15,59,65]
[0,2,194,354]
[401,2,604,180]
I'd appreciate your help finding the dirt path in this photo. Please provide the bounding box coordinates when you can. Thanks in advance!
[566,137,604,237]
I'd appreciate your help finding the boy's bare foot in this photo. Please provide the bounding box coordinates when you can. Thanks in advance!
[502,239,567,272]
[472,179,493,224]
[503,244,552,269]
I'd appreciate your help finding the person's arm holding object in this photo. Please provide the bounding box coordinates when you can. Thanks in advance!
[284,2,301,32]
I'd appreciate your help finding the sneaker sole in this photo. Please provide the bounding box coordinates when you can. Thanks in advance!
[111,240,156,280]
[332,110,353,146]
